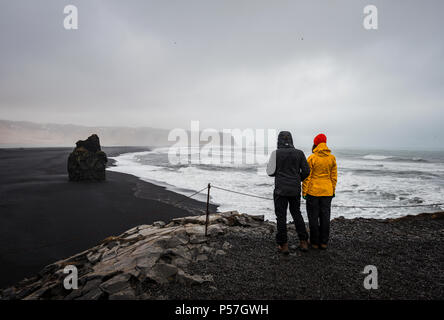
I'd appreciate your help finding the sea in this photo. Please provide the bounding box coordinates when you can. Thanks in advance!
[108,147,444,222]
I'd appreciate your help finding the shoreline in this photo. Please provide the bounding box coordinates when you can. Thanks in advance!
[0,147,217,288]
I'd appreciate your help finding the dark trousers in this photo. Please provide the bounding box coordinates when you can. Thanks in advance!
[306,195,332,245]
[274,193,308,245]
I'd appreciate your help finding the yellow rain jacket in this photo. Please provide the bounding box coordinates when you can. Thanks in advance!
[302,142,337,197]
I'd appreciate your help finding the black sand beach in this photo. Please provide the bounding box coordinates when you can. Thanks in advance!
[0,147,215,288]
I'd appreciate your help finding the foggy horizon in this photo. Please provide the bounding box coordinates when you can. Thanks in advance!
[2,118,444,151]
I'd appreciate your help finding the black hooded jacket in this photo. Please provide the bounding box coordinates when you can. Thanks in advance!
[267,131,310,196]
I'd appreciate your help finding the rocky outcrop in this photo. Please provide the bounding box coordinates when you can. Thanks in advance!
[0,211,270,300]
[67,134,108,181]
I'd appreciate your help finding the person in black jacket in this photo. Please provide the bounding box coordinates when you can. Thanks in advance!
[267,131,310,254]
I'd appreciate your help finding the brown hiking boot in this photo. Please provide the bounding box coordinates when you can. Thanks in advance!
[320,244,328,250]
[278,243,289,255]
[311,244,319,249]
[299,240,308,252]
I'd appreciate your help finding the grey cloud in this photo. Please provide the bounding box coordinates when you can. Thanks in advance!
[0,0,443,149]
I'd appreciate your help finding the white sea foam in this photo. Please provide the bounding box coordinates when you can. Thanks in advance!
[108,148,444,221]
[362,154,393,160]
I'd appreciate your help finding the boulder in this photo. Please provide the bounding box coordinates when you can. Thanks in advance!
[145,263,178,284]
[67,134,108,181]
[215,250,226,256]
[99,274,131,294]
[196,254,208,262]
[222,241,232,250]
[176,270,213,286]
[153,221,166,228]
[109,288,136,300]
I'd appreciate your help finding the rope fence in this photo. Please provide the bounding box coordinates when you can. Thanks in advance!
[173,185,209,206]
[189,183,444,209]
[212,185,274,201]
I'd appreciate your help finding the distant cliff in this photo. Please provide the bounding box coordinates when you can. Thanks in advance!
[0,119,235,148]
[0,119,172,147]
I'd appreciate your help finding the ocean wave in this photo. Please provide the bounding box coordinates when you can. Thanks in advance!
[110,149,444,221]
[348,168,439,178]
[363,154,393,160]
[362,154,428,163]
[393,157,428,163]
[191,163,259,173]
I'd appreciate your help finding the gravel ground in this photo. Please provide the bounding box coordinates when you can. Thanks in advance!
[147,214,444,299]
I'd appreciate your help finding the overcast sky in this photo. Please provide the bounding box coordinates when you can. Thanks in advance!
[0,0,443,149]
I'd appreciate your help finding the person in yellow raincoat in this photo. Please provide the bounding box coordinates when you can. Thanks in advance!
[302,133,337,249]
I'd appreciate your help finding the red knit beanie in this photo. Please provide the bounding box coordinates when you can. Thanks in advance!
[313,133,327,146]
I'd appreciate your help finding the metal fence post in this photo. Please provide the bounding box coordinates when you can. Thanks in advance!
[205,183,211,236]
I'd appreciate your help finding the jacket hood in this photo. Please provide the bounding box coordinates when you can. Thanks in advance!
[277,131,294,149]
[313,142,331,156]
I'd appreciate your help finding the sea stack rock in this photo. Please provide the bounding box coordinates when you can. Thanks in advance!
[67,134,108,181]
